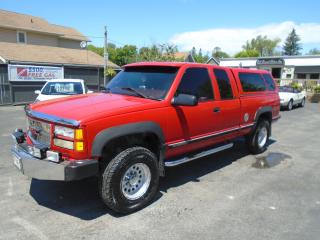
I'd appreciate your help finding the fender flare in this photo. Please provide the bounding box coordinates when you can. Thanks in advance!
[91,121,166,176]
[253,106,273,135]
[92,121,165,156]
[254,106,272,122]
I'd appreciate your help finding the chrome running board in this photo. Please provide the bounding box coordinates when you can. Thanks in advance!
[165,143,234,167]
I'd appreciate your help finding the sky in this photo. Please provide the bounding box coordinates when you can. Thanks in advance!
[1,0,320,55]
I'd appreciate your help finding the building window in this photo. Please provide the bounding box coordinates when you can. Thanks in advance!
[297,73,307,79]
[17,31,27,43]
[310,73,319,79]
[286,74,292,79]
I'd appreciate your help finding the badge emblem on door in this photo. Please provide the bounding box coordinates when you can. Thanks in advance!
[244,113,249,122]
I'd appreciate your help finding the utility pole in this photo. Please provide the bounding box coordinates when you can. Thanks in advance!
[104,26,108,86]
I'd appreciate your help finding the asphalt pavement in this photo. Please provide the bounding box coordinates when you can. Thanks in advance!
[0,103,319,240]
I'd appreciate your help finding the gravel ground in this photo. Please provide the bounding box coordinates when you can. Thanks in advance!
[0,103,319,240]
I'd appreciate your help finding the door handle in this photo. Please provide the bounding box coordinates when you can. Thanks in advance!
[213,107,220,113]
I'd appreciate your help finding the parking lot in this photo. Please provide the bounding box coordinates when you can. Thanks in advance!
[0,103,319,240]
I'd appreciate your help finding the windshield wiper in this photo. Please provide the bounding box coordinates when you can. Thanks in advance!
[120,87,148,99]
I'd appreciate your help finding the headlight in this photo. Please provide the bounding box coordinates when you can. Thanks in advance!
[54,138,74,150]
[54,126,74,139]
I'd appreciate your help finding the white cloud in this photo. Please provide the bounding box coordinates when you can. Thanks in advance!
[169,21,320,54]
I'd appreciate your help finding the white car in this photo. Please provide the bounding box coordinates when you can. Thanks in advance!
[34,79,92,102]
[279,86,306,110]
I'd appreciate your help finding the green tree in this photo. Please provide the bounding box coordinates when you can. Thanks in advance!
[87,44,103,56]
[234,49,260,58]
[190,47,209,63]
[308,48,320,55]
[242,35,281,56]
[283,28,302,56]
[212,47,230,58]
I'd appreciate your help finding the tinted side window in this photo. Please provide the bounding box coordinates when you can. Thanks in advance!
[214,69,233,99]
[263,74,276,91]
[177,68,214,101]
[239,73,266,92]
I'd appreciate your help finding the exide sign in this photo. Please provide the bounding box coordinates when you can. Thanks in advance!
[9,64,64,81]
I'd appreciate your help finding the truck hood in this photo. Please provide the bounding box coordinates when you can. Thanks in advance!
[30,93,161,124]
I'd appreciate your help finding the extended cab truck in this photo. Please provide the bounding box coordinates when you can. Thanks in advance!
[11,62,280,213]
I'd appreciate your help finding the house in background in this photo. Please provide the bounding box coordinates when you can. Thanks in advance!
[0,9,119,105]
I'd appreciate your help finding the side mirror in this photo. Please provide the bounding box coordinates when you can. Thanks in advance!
[172,94,198,106]
[34,90,41,95]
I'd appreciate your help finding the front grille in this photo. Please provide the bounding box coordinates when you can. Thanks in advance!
[28,118,51,146]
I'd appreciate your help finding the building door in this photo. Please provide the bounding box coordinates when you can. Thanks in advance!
[272,68,282,79]
[0,65,12,105]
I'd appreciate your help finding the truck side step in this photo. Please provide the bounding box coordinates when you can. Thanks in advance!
[164,143,234,167]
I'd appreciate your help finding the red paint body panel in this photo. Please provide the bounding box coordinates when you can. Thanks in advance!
[28,62,280,161]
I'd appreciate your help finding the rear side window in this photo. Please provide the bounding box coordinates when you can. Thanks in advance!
[263,74,276,91]
[214,69,233,99]
[239,73,266,92]
[176,68,214,101]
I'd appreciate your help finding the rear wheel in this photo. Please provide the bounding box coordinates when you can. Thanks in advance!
[287,99,293,111]
[246,119,270,154]
[299,97,305,107]
[99,146,159,214]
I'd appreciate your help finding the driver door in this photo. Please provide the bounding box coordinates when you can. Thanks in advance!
[167,67,221,146]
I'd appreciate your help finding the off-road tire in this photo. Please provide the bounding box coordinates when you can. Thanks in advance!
[246,119,270,154]
[99,147,159,214]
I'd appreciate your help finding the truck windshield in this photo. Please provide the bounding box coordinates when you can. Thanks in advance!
[41,82,83,95]
[106,66,179,100]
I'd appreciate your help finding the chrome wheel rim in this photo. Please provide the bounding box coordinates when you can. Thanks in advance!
[258,126,268,148]
[302,99,305,106]
[288,101,293,110]
[121,163,151,200]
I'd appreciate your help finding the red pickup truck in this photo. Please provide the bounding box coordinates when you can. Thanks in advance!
[12,62,280,213]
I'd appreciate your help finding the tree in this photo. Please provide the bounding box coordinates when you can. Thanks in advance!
[283,28,302,56]
[212,47,230,58]
[242,35,281,56]
[190,47,209,63]
[308,48,320,55]
[234,49,260,58]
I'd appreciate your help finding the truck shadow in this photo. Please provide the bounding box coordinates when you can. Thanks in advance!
[29,138,275,220]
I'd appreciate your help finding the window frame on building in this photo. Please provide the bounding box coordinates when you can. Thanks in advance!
[16,31,27,44]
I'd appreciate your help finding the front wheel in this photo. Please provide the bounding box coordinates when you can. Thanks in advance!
[246,119,270,154]
[99,147,159,214]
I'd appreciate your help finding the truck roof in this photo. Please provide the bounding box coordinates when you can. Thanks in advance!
[124,62,270,74]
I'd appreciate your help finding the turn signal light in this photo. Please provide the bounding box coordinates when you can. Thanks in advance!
[75,141,84,151]
[75,129,83,140]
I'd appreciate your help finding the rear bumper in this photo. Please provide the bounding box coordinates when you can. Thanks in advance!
[11,143,99,181]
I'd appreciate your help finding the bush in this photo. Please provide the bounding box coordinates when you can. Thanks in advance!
[314,86,320,93]
[290,82,301,90]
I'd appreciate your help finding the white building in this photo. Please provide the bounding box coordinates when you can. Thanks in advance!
[219,55,320,86]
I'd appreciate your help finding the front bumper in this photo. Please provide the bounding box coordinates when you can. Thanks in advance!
[11,142,99,181]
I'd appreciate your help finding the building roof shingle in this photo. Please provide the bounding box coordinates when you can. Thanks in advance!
[0,42,120,68]
[0,9,89,41]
